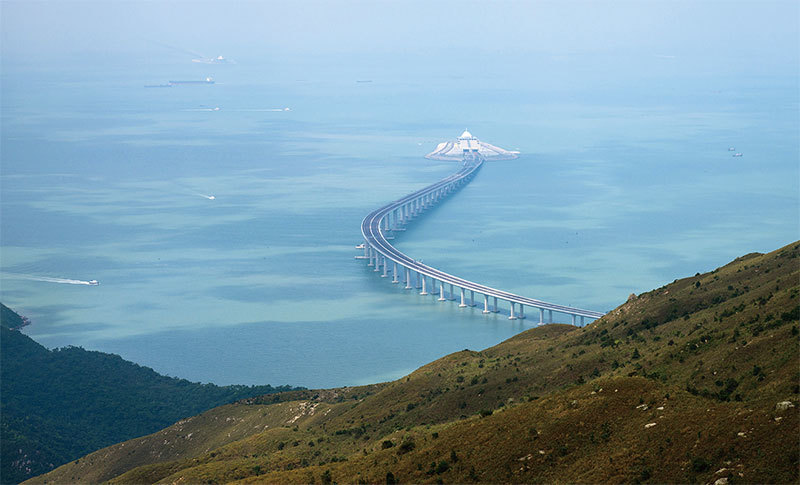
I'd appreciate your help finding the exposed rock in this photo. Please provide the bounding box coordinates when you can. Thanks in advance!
[627,293,637,302]
[775,401,795,411]
[714,478,729,485]
[644,423,656,429]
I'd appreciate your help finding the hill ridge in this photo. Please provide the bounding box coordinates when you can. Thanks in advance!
[28,241,800,484]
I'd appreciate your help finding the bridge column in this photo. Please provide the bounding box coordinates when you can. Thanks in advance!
[518,304,525,319]
[404,268,412,289]
[420,275,428,295]
[580,316,585,326]
[459,288,467,307]
[470,290,475,307]
[392,262,399,283]
[381,256,388,277]
[483,295,490,314]
[509,302,517,320]
[416,271,421,289]
[438,282,446,301]
[539,308,544,325]
[367,247,374,266]
[572,314,576,325]
[493,296,499,313]
[374,254,381,272]
[449,284,455,300]
[363,243,369,258]
[548,310,553,323]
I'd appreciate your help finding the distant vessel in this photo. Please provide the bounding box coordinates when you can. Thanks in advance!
[733,153,743,157]
[728,147,736,151]
[169,77,215,85]
[192,55,232,64]
[88,280,100,286]
[144,84,172,88]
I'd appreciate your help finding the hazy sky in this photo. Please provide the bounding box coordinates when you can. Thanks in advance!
[2,0,798,73]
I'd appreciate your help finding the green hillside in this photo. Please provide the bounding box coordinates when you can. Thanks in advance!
[28,241,800,484]
[0,305,300,484]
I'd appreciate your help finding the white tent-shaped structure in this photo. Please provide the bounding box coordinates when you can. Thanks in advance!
[425,130,519,161]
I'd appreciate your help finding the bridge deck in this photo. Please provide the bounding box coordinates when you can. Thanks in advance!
[360,158,605,320]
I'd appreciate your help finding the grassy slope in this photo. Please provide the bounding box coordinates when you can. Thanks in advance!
[30,241,800,484]
[0,304,300,484]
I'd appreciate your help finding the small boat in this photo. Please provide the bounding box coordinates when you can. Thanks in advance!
[733,153,743,157]
[88,280,100,285]
[355,243,365,249]
[728,147,736,151]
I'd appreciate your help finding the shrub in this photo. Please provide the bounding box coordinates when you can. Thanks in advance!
[691,457,711,473]
[381,440,394,449]
[398,441,416,454]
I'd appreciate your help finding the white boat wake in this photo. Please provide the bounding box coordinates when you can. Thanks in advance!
[1,273,99,285]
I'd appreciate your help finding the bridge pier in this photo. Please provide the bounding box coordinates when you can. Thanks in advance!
[357,156,605,326]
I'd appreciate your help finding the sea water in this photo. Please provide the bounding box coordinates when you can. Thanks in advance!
[1,52,797,388]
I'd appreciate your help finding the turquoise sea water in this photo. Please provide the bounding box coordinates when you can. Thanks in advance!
[1,53,797,388]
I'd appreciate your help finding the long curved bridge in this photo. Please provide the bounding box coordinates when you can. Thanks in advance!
[357,155,605,325]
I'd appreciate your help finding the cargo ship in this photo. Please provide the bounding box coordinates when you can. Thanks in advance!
[168,77,215,85]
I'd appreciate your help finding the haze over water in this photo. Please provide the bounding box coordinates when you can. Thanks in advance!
[1,1,798,388]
